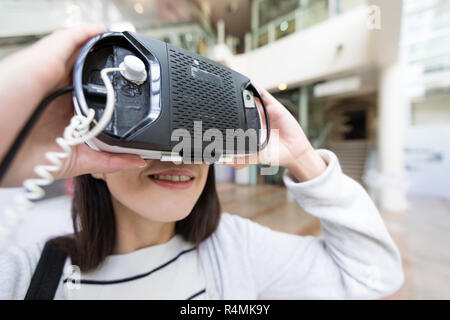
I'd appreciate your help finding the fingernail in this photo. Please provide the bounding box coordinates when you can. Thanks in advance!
[126,158,146,169]
[138,159,147,168]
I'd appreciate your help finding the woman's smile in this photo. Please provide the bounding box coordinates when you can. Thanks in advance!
[147,169,196,190]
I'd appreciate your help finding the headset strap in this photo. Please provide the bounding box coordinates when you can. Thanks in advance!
[246,83,270,151]
[24,239,68,300]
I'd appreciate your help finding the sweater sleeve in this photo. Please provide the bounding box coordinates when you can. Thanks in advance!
[245,149,404,299]
[0,242,43,299]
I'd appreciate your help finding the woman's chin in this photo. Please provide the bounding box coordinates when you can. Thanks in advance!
[138,208,193,223]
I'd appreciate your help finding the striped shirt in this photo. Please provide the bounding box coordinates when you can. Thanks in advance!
[60,234,205,300]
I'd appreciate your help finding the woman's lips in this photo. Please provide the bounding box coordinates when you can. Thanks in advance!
[147,169,195,190]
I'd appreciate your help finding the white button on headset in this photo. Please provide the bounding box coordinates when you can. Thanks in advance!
[119,55,147,85]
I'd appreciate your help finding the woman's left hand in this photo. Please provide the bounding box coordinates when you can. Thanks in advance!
[227,86,327,182]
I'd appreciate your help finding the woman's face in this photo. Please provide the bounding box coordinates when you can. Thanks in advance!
[92,160,210,222]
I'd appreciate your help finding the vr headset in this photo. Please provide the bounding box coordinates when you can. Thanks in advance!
[72,31,269,163]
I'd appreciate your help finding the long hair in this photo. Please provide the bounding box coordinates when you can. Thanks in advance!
[55,165,221,272]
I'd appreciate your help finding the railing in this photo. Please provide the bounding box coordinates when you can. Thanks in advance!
[139,22,215,56]
[248,0,367,51]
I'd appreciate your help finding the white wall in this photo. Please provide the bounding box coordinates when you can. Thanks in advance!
[412,93,450,125]
[227,1,402,91]
[405,125,450,199]
[228,7,376,90]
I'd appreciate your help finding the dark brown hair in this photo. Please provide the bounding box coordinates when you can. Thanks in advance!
[55,165,221,272]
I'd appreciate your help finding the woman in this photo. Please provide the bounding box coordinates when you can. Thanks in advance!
[0,27,403,300]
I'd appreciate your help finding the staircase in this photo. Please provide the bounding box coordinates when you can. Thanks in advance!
[328,140,370,184]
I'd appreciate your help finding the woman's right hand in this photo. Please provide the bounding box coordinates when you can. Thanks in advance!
[0,26,146,187]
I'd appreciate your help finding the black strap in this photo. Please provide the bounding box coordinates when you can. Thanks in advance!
[24,239,68,300]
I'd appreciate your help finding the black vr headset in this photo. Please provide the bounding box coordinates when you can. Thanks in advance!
[0,31,273,244]
[72,31,270,163]
[0,30,274,247]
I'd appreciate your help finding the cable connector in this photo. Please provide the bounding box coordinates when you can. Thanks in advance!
[119,55,147,85]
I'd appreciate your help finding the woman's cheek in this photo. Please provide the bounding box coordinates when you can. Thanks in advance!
[105,170,144,200]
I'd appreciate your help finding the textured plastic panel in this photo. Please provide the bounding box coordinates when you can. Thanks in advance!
[168,45,243,150]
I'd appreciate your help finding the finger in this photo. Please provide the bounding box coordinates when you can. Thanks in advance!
[34,24,106,63]
[62,46,83,82]
[253,84,287,124]
[69,145,147,178]
[94,153,148,174]
[224,152,260,167]
[19,25,106,95]
[254,84,286,114]
[254,84,276,105]
[66,46,83,71]
[223,163,250,170]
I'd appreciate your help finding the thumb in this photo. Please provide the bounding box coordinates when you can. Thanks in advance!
[59,144,147,179]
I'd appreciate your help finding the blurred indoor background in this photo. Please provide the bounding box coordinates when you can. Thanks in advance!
[0,0,449,299]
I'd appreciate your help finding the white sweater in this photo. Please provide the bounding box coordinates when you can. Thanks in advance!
[0,150,404,299]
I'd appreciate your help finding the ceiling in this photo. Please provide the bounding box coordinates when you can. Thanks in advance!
[207,0,252,38]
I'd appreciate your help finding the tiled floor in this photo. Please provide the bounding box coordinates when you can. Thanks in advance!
[393,196,450,299]
[217,182,450,300]
[217,182,322,236]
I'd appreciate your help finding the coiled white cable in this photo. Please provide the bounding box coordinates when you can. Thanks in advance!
[0,67,124,250]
